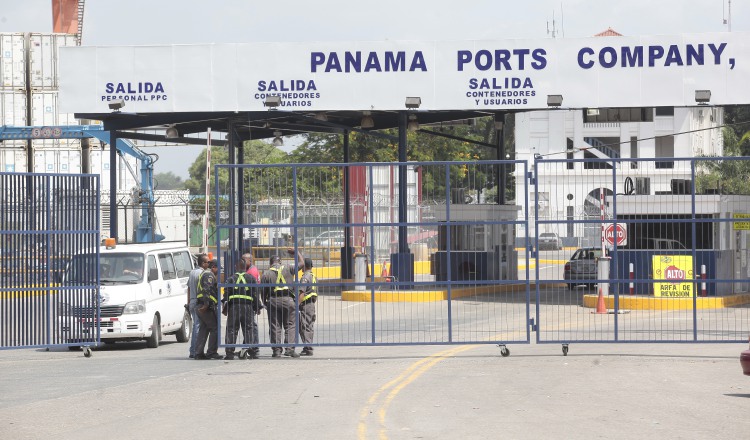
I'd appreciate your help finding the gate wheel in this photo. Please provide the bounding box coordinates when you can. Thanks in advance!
[562,344,569,356]
[83,347,93,358]
[498,344,510,357]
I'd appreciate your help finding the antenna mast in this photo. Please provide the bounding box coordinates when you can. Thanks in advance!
[547,11,557,38]
[723,0,732,32]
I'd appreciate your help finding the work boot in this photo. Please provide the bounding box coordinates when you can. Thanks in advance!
[272,349,282,358]
[300,348,313,356]
[224,353,235,360]
[284,348,300,358]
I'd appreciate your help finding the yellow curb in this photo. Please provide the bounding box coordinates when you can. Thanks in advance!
[0,285,60,297]
[342,284,525,302]
[582,293,750,310]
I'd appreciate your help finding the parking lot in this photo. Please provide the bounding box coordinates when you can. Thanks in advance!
[0,338,748,439]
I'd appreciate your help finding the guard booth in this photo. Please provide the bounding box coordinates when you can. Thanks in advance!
[611,192,750,296]
[432,203,520,281]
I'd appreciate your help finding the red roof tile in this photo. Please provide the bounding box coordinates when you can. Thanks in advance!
[594,27,623,37]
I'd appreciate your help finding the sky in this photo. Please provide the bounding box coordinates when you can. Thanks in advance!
[1,0,748,178]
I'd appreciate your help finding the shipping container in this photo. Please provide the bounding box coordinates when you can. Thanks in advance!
[28,33,77,90]
[0,147,27,172]
[31,90,77,125]
[0,90,27,126]
[30,91,79,147]
[0,33,26,90]
[33,148,81,174]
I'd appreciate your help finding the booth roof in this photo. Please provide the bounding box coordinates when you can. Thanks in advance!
[76,109,495,144]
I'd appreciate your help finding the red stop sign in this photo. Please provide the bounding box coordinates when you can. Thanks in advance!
[604,224,627,246]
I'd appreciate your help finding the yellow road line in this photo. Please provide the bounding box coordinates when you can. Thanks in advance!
[357,345,479,440]
[359,320,581,439]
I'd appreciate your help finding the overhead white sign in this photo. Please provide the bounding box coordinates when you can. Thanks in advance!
[59,32,750,113]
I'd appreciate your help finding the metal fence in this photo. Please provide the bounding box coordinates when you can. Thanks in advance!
[102,190,190,244]
[213,157,750,355]
[533,156,750,348]
[0,172,100,354]
[216,160,530,352]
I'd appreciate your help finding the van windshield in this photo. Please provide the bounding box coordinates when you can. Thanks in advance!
[64,253,145,285]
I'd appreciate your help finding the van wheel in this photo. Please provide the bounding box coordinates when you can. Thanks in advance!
[175,311,191,343]
[146,315,161,348]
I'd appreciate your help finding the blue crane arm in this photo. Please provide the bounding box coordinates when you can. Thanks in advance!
[0,125,163,242]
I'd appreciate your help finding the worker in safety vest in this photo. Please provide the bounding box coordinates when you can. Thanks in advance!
[242,252,262,354]
[297,257,318,356]
[261,248,304,358]
[186,253,208,359]
[222,258,262,360]
[194,259,221,360]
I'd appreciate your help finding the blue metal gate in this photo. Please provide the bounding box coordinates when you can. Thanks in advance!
[533,156,750,347]
[215,160,532,354]
[0,172,100,354]
[209,156,749,356]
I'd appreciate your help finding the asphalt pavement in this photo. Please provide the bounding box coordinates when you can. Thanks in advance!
[1,339,748,439]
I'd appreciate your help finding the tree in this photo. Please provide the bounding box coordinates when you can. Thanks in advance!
[724,105,750,155]
[695,128,750,195]
[288,115,515,203]
[153,172,185,190]
[183,140,290,232]
[184,140,288,196]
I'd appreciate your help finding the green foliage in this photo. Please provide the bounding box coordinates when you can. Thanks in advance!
[153,171,185,190]
[184,140,289,197]
[183,141,290,231]
[288,115,516,202]
[724,105,750,155]
[695,128,750,195]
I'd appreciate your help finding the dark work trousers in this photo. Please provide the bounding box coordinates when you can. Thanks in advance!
[195,307,218,356]
[299,298,316,351]
[268,295,297,350]
[224,302,257,355]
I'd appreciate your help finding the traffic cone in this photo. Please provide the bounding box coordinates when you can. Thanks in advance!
[595,287,607,314]
[381,260,390,280]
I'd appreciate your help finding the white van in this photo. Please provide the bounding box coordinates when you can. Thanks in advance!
[59,242,194,348]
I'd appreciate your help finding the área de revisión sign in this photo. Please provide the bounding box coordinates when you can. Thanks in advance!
[733,213,750,230]
[652,255,694,298]
[58,32,750,113]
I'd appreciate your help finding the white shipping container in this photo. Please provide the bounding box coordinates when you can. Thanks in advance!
[0,33,26,90]
[28,33,77,90]
[0,148,27,172]
[33,148,81,174]
[0,90,27,126]
[30,91,79,147]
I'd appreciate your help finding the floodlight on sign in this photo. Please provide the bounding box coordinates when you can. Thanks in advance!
[405,97,422,109]
[264,95,281,108]
[547,95,563,107]
[695,90,711,104]
[108,99,125,111]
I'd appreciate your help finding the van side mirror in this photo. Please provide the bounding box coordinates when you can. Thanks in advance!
[148,268,159,282]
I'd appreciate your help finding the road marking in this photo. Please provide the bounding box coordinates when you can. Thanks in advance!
[356,343,485,440]
[359,320,583,439]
